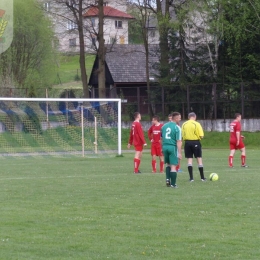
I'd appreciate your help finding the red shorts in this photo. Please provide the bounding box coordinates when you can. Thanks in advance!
[151,143,163,156]
[229,141,245,150]
[135,145,143,152]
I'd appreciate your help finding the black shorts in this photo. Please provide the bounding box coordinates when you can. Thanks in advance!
[184,140,202,158]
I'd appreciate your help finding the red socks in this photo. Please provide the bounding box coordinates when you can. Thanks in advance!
[241,155,246,166]
[160,161,164,172]
[229,156,233,167]
[152,160,156,172]
[134,158,140,173]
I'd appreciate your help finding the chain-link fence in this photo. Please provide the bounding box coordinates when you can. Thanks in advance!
[1,82,260,119]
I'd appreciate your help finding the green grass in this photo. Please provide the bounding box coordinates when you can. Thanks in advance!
[55,54,95,85]
[0,150,260,259]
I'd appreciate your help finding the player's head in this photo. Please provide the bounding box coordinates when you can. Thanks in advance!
[188,112,196,120]
[172,112,181,124]
[152,115,159,125]
[168,114,172,121]
[134,112,141,121]
[235,113,241,121]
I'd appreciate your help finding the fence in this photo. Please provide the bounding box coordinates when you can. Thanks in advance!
[1,82,260,120]
[115,83,260,120]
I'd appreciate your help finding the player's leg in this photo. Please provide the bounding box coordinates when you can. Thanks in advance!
[169,147,178,188]
[151,145,157,173]
[185,142,194,181]
[159,155,164,173]
[157,144,164,173]
[163,147,171,186]
[240,145,248,167]
[229,142,236,167]
[195,142,206,181]
[134,148,142,173]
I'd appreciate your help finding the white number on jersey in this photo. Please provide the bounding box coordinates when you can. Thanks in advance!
[165,127,171,139]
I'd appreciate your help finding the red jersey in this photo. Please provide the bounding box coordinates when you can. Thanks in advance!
[128,121,146,146]
[148,123,163,144]
[229,120,241,143]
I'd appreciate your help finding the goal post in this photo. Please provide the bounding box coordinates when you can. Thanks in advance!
[0,97,122,157]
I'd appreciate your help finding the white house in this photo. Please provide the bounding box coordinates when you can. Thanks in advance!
[41,0,133,53]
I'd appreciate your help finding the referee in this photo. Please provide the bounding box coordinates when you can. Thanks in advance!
[181,112,206,182]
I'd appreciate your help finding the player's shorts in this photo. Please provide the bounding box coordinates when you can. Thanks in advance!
[151,143,163,156]
[163,145,178,165]
[135,145,143,152]
[229,140,245,150]
[184,140,202,158]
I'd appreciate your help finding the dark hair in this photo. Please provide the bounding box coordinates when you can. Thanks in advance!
[235,113,241,119]
[168,113,172,117]
[134,112,140,119]
[153,115,159,121]
[188,112,196,119]
[172,112,180,119]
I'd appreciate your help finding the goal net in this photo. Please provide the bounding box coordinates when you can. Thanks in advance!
[0,98,121,158]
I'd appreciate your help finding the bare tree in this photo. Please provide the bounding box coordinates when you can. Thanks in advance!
[129,0,155,117]
[97,0,106,98]
[44,0,91,97]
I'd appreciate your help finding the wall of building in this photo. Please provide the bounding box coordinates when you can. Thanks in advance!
[122,119,260,132]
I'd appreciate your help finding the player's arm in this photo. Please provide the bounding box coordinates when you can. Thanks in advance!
[198,123,204,139]
[236,131,240,145]
[177,126,182,159]
[148,126,153,142]
[177,140,182,160]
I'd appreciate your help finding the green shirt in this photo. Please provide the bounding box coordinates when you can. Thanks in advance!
[161,122,182,146]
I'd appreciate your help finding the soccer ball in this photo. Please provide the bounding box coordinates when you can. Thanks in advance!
[209,173,219,181]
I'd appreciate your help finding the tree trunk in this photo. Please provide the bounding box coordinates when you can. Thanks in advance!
[156,0,170,82]
[97,0,106,98]
[78,0,89,98]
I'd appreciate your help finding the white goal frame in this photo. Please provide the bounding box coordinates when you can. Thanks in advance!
[0,97,122,156]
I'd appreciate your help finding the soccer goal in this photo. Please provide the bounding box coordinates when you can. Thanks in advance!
[0,98,121,157]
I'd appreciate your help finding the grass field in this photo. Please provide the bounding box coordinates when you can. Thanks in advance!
[0,149,259,259]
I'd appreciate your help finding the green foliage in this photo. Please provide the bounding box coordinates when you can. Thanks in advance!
[0,0,56,93]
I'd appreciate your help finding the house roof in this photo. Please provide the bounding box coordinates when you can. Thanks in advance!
[83,6,134,19]
[88,44,159,85]
[0,9,5,18]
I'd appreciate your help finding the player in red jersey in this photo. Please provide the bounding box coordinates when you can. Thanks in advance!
[127,112,147,173]
[148,115,164,173]
[229,113,248,167]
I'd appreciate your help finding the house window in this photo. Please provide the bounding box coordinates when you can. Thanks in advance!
[69,38,76,47]
[67,20,77,30]
[44,2,50,11]
[91,18,95,27]
[115,20,123,29]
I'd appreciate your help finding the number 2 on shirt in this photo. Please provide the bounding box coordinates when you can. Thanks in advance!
[165,127,171,139]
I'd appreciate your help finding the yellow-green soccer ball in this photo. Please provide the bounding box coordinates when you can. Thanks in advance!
[210,173,219,181]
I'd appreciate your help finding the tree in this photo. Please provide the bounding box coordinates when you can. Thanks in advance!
[128,0,156,117]
[147,0,172,84]
[47,0,90,98]
[0,0,56,96]
[97,0,106,98]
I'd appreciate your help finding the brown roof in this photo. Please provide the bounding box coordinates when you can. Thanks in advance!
[0,9,5,18]
[83,6,134,19]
